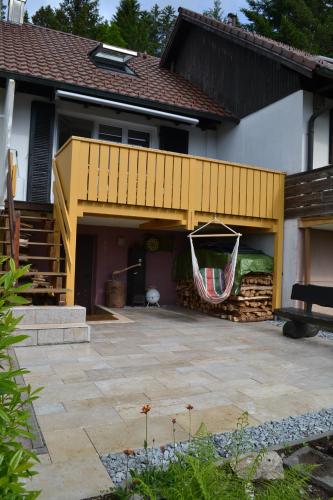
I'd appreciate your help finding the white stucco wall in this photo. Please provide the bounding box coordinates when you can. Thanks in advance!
[217,90,306,174]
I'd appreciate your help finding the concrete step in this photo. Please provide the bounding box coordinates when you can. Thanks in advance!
[13,306,86,325]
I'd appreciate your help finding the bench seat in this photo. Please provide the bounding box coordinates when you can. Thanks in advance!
[275,307,333,331]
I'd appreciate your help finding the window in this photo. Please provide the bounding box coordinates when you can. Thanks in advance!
[58,115,93,148]
[98,124,150,148]
[128,129,150,148]
[99,125,122,143]
[90,43,137,75]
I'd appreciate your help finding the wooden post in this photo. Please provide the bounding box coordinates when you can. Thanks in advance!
[272,175,285,310]
[304,228,311,285]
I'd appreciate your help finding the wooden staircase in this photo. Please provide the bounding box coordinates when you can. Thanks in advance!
[0,204,68,305]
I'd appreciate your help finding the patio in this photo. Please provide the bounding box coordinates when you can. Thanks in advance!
[17,306,333,499]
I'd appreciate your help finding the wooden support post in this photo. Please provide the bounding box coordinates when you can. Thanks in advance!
[272,176,285,310]
[13,211,20,268]
[304,228,311,285]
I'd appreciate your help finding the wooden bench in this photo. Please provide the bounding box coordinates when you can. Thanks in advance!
[274,283,333,338]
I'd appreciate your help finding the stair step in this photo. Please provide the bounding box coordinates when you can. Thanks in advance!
[19,256,65,261]
[0,241,62,247]
[0,227,56,233]
[0,271,66,276]
[18,288,69,294]
[1,215,54,221]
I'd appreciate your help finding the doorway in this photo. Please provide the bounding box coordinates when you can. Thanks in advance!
[74,234,96,314]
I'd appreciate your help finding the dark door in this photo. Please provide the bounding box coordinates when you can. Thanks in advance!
[159,126,189,154]
[127,246,146,306]
[74,234,95,314]
[27,101,55,203]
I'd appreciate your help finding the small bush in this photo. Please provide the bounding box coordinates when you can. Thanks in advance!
[0,257,42,499]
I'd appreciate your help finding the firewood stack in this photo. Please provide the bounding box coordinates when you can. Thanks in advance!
[176,273,273,322]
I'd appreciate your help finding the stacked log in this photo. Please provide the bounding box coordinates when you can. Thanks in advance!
[176,273,273,322]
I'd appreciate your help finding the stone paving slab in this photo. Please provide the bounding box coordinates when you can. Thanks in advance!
[15,306,333,499]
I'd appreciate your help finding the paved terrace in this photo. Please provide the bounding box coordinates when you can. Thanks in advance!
[16,307,333,499]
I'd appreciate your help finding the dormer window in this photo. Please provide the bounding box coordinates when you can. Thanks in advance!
[90,43,137,74]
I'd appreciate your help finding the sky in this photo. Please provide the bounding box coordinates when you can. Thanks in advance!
[25,0,249,22]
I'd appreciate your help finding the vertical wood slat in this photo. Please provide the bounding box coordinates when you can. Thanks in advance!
[246,169,254,217]
[146,152,156,206]
[172,156,181,209]
[202,161,211,212]
[117,148,129,204]
[136,150,147,206]
[181,158,190,209]
[259,171,267,217]
[217,163,225,214]
[266,173,274,219]
[224,165,233,214]
[210,162,218,213]
[155,154,165,207]
[78,141,90,200]
[189,158,201,211]
[252,170,261,217]
[239,168,247,216]
[232,166,240,215]
[273,174,282,219]
[163,155,173,208]
[108,146,119,203]
[127,149,138,205]
[88,143,99,201]
[98,145,109,202]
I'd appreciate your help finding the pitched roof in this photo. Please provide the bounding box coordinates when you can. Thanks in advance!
[162,8,333,77]
[0,20,232,121]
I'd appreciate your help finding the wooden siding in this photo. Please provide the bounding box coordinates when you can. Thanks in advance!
[285,165,333,218]
[172,26,301,118]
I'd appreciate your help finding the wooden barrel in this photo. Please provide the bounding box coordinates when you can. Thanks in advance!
[105,280,125,308]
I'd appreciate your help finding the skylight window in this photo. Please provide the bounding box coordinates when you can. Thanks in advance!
[90,43,137,74]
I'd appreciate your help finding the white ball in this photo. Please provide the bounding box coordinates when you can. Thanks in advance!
[146,288,160,304]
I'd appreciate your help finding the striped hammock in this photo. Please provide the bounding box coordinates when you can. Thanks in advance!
[189,219,240,304]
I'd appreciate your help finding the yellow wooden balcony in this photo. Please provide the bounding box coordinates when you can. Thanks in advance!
[53,137,285,307]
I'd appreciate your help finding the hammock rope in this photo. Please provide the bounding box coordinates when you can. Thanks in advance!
[188,218,241,304]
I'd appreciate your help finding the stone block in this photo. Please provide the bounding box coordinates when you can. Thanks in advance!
[35,306,86,325]
[12,307,36,325]
[37,328,64,345]
[63,326,90,343]
[15,329,37,347]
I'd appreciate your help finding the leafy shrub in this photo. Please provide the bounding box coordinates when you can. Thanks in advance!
[0,257,42,499]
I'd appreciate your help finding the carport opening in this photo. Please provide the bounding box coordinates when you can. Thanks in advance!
[74,217,275,323]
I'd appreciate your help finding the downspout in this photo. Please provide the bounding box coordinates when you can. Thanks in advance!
[0,79,15,209]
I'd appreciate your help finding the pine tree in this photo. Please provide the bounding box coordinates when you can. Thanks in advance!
[113,0,142,50]
[242,0,333,56]
[158,5,176,53]
[203,0,223,21]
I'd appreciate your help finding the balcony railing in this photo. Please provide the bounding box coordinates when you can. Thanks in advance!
[285,164,333,218]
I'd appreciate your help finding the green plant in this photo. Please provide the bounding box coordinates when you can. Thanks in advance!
[0,257,42,499]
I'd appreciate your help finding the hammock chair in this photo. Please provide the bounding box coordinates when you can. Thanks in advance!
[188,218,241,304]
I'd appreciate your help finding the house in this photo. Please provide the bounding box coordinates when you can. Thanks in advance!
[0,4,289,331]
[161,8,333,310]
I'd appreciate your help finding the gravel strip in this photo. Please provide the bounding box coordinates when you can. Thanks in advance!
[102,407,333,485]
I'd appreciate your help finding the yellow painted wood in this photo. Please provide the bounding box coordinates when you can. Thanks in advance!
[232,166,240,215]
[155,154,165,208]
[224,165,233,214]
[202,161,211,212]
[272,175,285,309]
[78,141,90,200]
[217,164,226,214]
[252,170,261,217]
[127,149,138,205]
[98,144,109,202]
[163,155,173,208]
[117,148,129,204]
[108,146,119,203]
[259,171,267,218]
[180,157,190,210]
[54,138,286,306]
[210,162,218,213]
[146,152,156,206]
[88,143,99,201]
[239,168,247,216]
[137,150,147,206]
[172,156,181,209]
